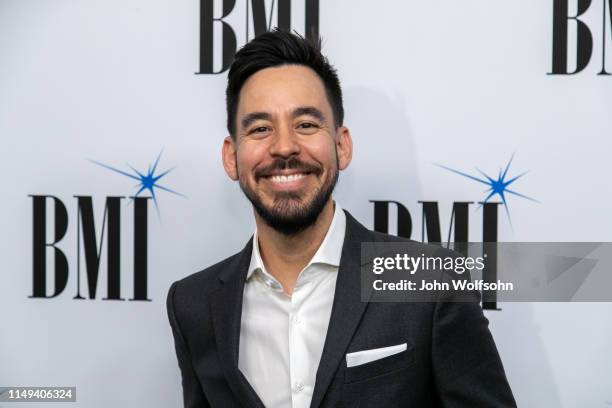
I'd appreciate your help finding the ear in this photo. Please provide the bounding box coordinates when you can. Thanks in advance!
[336,126,353,171]
[222,136,239,180]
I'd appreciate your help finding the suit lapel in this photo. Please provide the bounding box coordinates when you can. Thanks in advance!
[209,238,266,408]
[310,211,374,408]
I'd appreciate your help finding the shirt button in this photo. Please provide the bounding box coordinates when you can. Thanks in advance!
[291,315,301,324]
[293,382,304,393]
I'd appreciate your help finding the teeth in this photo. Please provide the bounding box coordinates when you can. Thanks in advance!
[270,173,307,183]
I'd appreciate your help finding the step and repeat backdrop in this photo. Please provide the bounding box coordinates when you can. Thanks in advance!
[2,0,611,406]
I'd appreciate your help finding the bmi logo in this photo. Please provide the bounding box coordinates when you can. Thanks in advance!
[29,152,184,301]
[550,0,612,74]
[197,0,320,74]
[371,155,537,310]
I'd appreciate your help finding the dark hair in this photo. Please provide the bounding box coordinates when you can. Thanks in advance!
[226,28,344,137]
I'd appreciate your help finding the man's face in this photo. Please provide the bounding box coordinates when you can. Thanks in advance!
[222,64,352,234]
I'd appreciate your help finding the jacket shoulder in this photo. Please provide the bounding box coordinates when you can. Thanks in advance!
[171,250,245,298]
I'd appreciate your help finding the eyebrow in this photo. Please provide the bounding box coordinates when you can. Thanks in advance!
[291,106,326,124]
[240,106,327,131]
[241,112,272,130]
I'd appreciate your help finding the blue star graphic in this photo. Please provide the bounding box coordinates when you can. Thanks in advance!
[89,150,186,219]
[435,153,539,226]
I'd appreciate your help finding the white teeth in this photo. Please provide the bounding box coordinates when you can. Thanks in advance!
[270,173,307,183]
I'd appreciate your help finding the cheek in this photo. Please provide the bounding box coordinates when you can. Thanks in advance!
[305,138,337,169]
[236,143,265,177]
[236,141,268,180]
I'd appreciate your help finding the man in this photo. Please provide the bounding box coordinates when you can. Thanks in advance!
[167,29,516,407]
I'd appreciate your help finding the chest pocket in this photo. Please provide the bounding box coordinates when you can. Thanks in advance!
[344,344,415,384]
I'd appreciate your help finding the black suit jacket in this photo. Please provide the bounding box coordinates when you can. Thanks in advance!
[167,210,516,407]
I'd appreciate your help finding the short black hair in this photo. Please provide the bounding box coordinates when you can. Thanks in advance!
[226,28,344,137]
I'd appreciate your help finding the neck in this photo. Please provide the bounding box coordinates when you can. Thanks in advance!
[254,199,335,295]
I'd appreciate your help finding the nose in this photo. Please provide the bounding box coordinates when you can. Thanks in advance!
[269,123,300,158]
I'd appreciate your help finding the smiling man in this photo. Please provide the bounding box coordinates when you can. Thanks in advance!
[167,29,516,408]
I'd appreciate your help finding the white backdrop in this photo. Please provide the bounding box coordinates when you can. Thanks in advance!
[2,0,611,406]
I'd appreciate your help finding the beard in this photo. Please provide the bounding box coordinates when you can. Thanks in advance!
[238,155,339,235]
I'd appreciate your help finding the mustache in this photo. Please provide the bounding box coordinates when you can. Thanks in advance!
[255,157,322,179]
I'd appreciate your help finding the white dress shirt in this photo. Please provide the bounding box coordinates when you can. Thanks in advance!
[238,203,346,408]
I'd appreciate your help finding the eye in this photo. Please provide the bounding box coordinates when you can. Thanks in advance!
[249,126,270,135]
[297,122,319,131]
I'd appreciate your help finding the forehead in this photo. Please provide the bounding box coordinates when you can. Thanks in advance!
[237,65,332,120]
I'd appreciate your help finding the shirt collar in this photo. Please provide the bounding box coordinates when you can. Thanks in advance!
[247,201,346,281]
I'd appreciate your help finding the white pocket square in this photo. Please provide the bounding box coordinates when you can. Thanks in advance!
[346,343,407,368]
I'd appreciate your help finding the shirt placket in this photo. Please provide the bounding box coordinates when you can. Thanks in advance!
[288,271,310,408]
